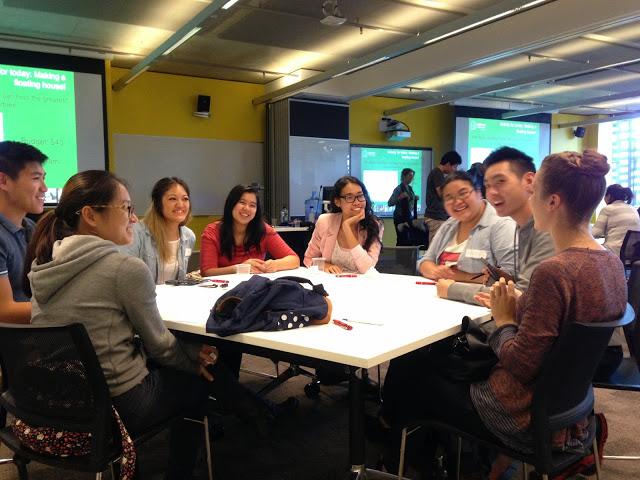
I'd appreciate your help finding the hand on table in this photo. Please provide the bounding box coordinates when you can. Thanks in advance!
[436,279,455,298]
[490,278,518,327]
[198,345,218,382]
[243,258,266,273]
[262,259,278,273]
[324,262,343,274]
[431,265,456,280]
[474,292,491,308]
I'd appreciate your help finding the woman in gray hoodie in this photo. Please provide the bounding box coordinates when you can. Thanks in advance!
[25,170,265,479]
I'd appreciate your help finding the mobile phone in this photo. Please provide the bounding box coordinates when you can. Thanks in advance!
[165,278,203,286]
[480,258,514,283]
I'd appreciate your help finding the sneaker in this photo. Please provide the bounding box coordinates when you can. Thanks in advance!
[551,413,607,480]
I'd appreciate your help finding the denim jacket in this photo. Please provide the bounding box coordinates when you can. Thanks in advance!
[123,222,196,284]
[417,201,516,275]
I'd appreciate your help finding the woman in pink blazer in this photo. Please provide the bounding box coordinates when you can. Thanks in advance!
[304,176,383,274]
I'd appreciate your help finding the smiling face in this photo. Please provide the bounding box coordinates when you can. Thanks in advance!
[442,179,483,223]
[334,181,366,220]
[0,161,47,215]
[232,192,258,226]
[161,183,190,225]
[92,182,138,245]
[484,161,533,218]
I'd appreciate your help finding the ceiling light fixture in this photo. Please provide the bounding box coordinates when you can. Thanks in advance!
[332,56,389,78]
[222,0,241,9]
[162,27,201,55]
[321,0,347,26]
[423,0,547,46]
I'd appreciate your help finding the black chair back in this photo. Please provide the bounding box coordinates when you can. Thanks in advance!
[376,246,420,275]
[628,260,640,360]
[0,323,114,470]
[620,230,640,269]
[531,303,635,470]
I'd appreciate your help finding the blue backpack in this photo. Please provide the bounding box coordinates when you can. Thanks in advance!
[206,276,330,337]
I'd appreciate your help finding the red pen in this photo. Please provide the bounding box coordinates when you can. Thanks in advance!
[416,281,437,285]
[336,274,357,278]
[332,319,353,330]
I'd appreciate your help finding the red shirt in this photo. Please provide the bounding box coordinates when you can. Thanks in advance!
[200,221,296,272]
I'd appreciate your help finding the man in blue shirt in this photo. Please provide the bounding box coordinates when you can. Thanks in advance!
[0,141,47,323]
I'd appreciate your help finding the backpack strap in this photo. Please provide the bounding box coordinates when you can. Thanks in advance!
[276,276,329,296]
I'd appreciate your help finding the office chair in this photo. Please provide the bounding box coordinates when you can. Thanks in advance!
[397,303,635,480]
[620,230,640,276]
[376,245,421,276]
[0,323,213,480]
[593,260,640,461]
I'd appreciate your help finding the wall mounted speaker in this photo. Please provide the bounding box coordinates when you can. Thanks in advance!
[574,126,586,138]
[194,95,211,118]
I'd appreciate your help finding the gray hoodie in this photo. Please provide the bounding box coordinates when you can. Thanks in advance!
[29,235,200,397]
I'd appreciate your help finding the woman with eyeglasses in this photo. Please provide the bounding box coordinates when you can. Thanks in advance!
[418,170,515,282]
[24,171,279,478]
[124,177,195,284]
[200,184,299,276]
[304,175,383,274]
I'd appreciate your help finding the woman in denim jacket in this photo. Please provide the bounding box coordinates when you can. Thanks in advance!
[125,177,196,284]
[418,171,516,283]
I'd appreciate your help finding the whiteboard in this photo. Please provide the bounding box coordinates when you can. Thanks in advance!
[114,134,263,215]
[289,136,350,216]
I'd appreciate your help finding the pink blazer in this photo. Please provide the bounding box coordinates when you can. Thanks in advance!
[303,213,383,274]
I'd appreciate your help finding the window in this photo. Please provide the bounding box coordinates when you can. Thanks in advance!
[598,118,640,208]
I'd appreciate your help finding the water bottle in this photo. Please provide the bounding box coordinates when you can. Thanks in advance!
[279,205,289,225]
[305,191,320,222]
[308,206,316,223]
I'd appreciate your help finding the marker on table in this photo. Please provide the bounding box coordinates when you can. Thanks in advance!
[332,319,353,330]
[336,274,357,278]
[416,281,437,285]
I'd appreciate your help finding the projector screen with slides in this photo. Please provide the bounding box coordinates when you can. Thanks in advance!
[0,49,106,204]
[455,117,550,168]
[350,145,432,217]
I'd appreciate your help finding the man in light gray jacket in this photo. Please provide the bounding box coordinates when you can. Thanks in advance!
[437,147,554,305]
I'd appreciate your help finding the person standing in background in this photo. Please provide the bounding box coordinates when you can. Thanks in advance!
[387,168,418,246]
[424,151,462,244]
[0,140,47,324]
[592,184,640,257]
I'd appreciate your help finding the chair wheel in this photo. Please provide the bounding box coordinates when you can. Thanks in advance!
[304,381,321,399]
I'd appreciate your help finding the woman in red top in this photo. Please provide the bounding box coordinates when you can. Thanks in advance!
[200,184,299,276]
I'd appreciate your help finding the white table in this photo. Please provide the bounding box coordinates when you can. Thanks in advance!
[156,268,489,478]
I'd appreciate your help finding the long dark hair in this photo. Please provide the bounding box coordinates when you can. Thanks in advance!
[220,184,265,260]
[330,175,381,250]
[24,170,126,295]
[606,184,634,204]
[144,177,192,263]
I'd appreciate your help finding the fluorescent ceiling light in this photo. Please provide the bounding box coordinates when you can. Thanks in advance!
[332,56,389,79]
[222,0,241,9]
[124,66,150,85]
[423,0,547,46]
[162,27,201,56]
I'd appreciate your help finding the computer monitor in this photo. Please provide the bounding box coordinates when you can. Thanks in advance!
[321,186,335,202]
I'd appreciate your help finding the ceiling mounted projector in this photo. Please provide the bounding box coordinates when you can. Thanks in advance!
[321,0,346,26]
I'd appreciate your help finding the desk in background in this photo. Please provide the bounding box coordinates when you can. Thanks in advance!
[156,269,489,478]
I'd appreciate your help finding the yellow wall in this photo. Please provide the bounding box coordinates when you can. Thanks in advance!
[550,113,599,153]
[107,66,265,247]
[350,96,454,246]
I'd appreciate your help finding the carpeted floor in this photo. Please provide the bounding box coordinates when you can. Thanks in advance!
[0,356,637,479]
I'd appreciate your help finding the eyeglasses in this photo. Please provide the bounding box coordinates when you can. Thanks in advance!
[443,189,474,204]
[76,203,135,218]
[340,193,366,203]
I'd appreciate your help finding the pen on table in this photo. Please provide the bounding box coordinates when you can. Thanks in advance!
[332,319,353,330]
[416,281,436,285]
[469,273,484,280]
[336,274,357,278]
